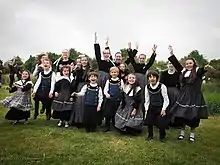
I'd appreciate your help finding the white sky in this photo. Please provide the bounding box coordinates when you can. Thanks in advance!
[0,0,220,62]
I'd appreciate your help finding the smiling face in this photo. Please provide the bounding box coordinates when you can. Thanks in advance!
[81,56,88,67]
[148,74,158,85]
[103,49,111,60]
[115,52,122,63]
[185,59,195,70]
[167,61,175,71]
[138,54,146,64]
[127,74,136,85]
[76,58,81,67]
[110,67,119,78]
[62,49,69,59]
[43,60,51,70]
[88,74,98,83]
[22,71,30,80]
[62,67,70,76]
[119,63,126,72]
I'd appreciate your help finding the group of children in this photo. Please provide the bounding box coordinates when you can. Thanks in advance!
[0,34,214,143]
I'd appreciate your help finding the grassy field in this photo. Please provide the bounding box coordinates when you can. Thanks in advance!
[0,87,220,165]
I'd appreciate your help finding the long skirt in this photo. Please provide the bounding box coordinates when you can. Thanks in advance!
[115,105,143,133]
[170,85,208,128]
[69,82,86,125]
[98,71,110,89]
[167,87,179,111]
[144,106,169,129]
[5,107,30,120]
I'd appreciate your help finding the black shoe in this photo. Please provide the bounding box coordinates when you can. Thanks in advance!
[40,108,45,114]
[146,136,153,141]
[104,127,110,132]
[159,137,166,142]
[189,137,195,143]
[177,135,185,140]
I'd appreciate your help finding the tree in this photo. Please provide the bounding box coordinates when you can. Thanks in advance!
[24,55,36,72]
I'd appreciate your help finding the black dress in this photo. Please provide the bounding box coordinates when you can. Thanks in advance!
[128,49,156,89]
[52,76,75,121]
[69,67,90,125]
[168,55,208,128]
[160,70,180,110]
[115,85,143,133]
[56,58,74,73]
[94,43,114,89]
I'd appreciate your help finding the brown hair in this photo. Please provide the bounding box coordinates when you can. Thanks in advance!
[88,71,98,78]
[36,53,48,65]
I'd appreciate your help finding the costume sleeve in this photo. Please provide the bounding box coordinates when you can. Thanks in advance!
[49,72,56,94]
[76,84,87,96]
[21,83,32,92]
[33,73,42,93]
[98,87,103,107]
[133,89,142,109]
[168,55,184,72]
[9,86,17,93]
[161,84,169,111]
[103,80,110,96]
[144,85,150,112]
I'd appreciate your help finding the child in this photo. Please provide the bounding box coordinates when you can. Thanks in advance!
[168,46,212,142]
[69,55,91,127]
[74,72,103,132]
[0,70,33,125]
[32,58,56,120]
[32,53,48,114]
[52,65,75,128]
[144,71,169,142]
[118,63,129,84]
[103,66,124,132]
[115,73,143,135]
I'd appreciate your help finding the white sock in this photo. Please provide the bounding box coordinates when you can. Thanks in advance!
[190,132,195,138]
[180,130,185,136]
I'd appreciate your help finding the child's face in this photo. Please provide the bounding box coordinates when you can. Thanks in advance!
[81,57,88,67]
[43,60,51,70]
[62,68,69,76]
[76,58,81,67]
[149,75,158,85]
[127,74,136,85]
[110,70,119,78]
[40,55,47,64]
[138,54,146,64]
[119,64,125,71]
[22,71,29,80]
[89,75,98,83]
[185,59,194,70]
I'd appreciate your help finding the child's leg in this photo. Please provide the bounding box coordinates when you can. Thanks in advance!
[40,102,46,114]
[178,125,186,140]
[146,125,154,140]
[9,74,15,88]
[43,100,52,120]
[34,99,40,119]
[111,115,115,127]
[159,128,166,141]
[189,127,195,142]
[105,117,111,132]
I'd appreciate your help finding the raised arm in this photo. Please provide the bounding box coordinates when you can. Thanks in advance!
[127,42,138,68]
[144,44,157,72]
[168,46,183,72]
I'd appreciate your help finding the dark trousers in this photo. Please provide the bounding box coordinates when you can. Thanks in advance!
[148,125,166,139]
[34,100,45,115]
[34,98,52,119]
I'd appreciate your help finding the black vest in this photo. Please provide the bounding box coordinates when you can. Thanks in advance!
[147,83,163,107]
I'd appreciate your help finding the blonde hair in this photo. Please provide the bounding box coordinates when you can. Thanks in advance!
[109,66,119,73]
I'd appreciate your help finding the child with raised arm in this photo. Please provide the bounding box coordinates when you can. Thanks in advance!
[1,70,33,125]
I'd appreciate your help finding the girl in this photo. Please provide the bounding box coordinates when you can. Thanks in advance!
[1,70,33,125]
[32,53,48,115]
[128,42,157,89]
[32,58,56,120]
[54,49,74,79]
[33,53,48,77]
[115,73,143,135]
[168,46,212,142]
[69,55,90,127]
[104,66,124,132]
[72,56,82,78]
[94,33,114,89]
[52,65,75,128]
[144,71,169,142]
[160,61,180,109]
[118,63,129,84]
[74,72,103,132]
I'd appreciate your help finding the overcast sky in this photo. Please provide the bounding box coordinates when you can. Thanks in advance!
[0,0,220,62]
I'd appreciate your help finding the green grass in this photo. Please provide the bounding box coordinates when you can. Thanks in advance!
[0,87,220,165]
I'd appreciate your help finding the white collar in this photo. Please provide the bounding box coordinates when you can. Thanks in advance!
[56,75,74,82]
[90,83,98,87]
[149,82,159,89]
[111,77,119,81]
[168,69,175,74]
[124,85,141,96]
